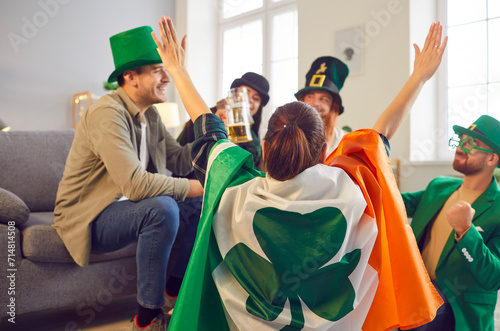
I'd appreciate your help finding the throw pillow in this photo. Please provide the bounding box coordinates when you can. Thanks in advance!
[0,188,30,225]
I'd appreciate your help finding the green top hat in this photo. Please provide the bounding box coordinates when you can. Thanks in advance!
[453,115,500,166]
[295,56,349,115]
[107,26,162,83]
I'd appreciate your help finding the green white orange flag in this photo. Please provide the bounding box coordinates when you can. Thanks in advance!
[169,130,442,330]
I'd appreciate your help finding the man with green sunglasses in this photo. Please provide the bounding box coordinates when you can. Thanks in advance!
[402,115,500,330]
[449,134,495,155]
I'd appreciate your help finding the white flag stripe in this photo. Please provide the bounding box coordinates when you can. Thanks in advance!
[348,213,379,307]
[205,140,236,187]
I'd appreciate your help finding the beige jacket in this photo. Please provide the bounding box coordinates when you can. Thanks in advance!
[53,87,192,266]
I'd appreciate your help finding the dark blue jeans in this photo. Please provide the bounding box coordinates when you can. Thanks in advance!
[90,196,202,309]
[407,279,455,330]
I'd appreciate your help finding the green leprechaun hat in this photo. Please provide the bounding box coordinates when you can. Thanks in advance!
[107,26,162,83]
[453,115,500,166]
[295,56,349,114]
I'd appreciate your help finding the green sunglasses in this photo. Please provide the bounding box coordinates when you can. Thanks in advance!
[448,134,494,154]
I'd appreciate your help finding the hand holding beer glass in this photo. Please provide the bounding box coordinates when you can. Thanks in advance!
[225,87,253,143]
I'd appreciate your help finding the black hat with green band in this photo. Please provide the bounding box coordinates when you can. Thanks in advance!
[453,115,500,166]
[107,26,163,83]
[295,56,349,115]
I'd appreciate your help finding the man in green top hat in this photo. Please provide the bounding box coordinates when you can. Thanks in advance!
[54,25,204,331]
[295,56,349,155]
[401,115,500,330]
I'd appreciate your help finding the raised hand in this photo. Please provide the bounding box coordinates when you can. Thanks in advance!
[372,21,448,140]
[151,16,187,74]
[412,22,448,83]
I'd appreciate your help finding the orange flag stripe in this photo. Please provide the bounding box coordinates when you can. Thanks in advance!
[326,130,443,331]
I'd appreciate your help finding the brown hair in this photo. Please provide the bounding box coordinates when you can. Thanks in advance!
[117,67,143,87]
[263,101,326,181]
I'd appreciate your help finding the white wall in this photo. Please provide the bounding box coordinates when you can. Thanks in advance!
[0,0,175,131]
[172,0,218,137]
[297,0,455,192]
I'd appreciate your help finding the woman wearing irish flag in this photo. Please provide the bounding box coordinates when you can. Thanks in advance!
[153,16,447,331]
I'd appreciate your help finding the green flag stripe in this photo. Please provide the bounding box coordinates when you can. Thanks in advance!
[169,142,258,330]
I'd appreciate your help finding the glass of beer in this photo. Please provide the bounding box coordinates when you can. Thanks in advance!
[225,87,253,143]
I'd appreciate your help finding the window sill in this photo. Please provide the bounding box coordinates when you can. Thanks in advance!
[407,160,452,167]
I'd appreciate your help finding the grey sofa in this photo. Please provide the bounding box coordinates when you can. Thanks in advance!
[0,130,138,322]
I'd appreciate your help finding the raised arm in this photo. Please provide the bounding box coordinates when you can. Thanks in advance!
[152,16,211,123]
[372,22,448,140]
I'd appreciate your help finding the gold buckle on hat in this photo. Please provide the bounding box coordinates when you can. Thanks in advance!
[309,74,326,87]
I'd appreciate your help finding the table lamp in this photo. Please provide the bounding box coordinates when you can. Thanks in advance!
[154,102,181,128]
[0,118,11,132]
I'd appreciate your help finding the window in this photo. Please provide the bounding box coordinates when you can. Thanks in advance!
[410,0,500,163]
[218,0,298,139]
[446,0,500,141]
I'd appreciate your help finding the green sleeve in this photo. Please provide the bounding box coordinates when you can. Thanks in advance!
[456,225,500,290]
[401,190,425,218]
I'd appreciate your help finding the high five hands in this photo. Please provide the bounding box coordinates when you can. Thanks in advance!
[152,16,187,76]
[152,15,212,124]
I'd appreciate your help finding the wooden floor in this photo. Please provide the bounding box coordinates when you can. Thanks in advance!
[0,295,137,331]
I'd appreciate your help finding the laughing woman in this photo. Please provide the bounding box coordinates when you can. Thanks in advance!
[153,16,447,331]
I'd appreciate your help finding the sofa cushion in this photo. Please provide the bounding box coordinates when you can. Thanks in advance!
[21,212,137,263]
[0,130,74,212]
[0,188,30,225]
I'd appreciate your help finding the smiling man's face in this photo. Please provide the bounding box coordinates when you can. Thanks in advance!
[134,64,171,105]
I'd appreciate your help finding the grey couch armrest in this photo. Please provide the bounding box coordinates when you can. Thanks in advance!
[0,188,29,226]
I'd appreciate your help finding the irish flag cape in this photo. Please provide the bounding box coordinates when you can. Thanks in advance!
[169,129,442,330]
